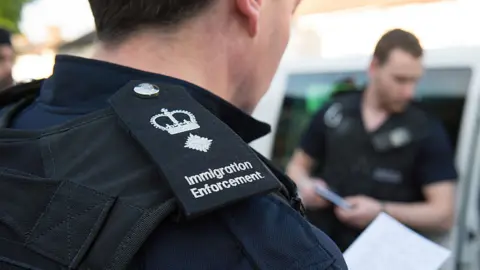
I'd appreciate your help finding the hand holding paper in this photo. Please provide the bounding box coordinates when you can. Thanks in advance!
[298,178,332,208]
[314,185,352,210]
[334,195,383,229]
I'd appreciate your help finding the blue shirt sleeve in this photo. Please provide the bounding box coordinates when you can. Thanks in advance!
[299,105,329,160]
[414,118,458,186]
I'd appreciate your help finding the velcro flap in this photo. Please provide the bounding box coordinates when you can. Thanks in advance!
[26,180,115,268]
[0,168,59,241]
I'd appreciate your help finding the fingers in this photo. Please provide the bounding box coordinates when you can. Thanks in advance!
[335,206,355,220]
[344,196,365,207]
[305,195,330,208]
[298,181,332,208]
[305,198,330,209]
[335,207,365,229]
[334,201,361,219]
[334,207,347,220]
[311,178,327,187]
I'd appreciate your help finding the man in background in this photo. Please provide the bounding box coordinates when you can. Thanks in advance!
[0,28,14,91]
[287,29,457,251]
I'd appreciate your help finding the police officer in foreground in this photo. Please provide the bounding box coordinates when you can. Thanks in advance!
[0,28,14,91]
[0,0,347,269]
[287,29,457,251]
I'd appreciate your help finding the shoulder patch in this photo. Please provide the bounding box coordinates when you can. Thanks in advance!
[109,80,282,219]
[324,103,343,128]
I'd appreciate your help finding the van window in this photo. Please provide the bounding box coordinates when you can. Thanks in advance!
[271,67,472,170]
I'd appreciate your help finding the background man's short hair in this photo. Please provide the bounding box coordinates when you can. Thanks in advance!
[0,28,12,47]
[373,29,423,65]
[88,0,215,43]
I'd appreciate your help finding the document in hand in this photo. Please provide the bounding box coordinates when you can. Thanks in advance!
[314,185,352,210]
[343,213,451,270]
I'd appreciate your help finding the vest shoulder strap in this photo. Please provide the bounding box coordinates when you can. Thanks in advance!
[0,79,43,107]
[321,91,361,128]
[371,104,431,152]
[0,80,43,128]
[328,91,362,113]
[324,91,431,151]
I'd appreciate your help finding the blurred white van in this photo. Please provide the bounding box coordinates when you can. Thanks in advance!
[251,46,480,270]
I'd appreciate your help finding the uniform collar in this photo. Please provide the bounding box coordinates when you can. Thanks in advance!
[38,55,270,143]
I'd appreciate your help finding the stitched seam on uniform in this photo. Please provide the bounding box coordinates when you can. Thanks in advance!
[67,182,72,262]
[107,198,176,269]
[39,138,52,178]
[25,203,110,266]
[36,101,104,115]
[0,167,59,238]
[288,247,336,269]
[0,110,114,142]
[217,213,261,270]
[112,207,164,253]
[283,244,336,269]
[116,198,147,212]
[27,201,104,244]
[327,261,346,270]
[27,179,117,237]
[0,256,42,270]
[265,195,336,259]
[0,213,25,237]
[0,236,27,245]
[39,110,115,137]
[0,167,55,180]
[26,181,111,243]
[70,198,114,269]
[26,182,64,239]
[304,259,335,269]
[46,140,56,178]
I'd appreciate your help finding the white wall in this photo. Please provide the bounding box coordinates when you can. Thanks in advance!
[12,50,56,82]
[287,0,480,60]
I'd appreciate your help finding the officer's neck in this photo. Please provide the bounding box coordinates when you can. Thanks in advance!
[91,31,245,112]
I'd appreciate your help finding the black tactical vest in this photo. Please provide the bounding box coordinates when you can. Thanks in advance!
[0,80,303,270]
[307,92,430,251]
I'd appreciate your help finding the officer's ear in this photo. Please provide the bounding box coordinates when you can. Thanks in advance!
[369,57,382,75]
[235,0,262,37]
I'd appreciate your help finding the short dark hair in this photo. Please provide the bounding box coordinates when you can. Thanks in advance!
[0,28,12,47]
[373,29,423,65]
[88,0,215,43]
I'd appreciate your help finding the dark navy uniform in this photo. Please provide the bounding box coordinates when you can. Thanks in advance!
[300,91,457,251]
[0,55,347,269]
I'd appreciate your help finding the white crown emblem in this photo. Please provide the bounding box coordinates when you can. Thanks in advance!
[150,109,200,135]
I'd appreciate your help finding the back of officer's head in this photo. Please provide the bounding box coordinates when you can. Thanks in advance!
[88,0,301,112]
[368,29,423,113]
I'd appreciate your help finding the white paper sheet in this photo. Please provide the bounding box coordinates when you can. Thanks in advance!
[343,213,451,270]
